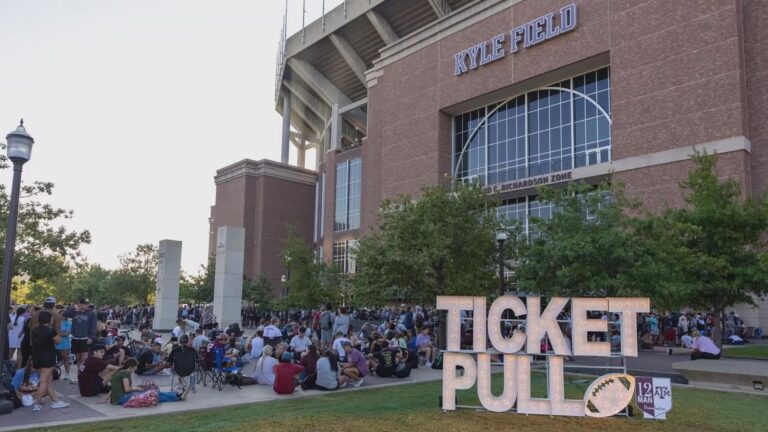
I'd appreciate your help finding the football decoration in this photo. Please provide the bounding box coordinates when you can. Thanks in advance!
[583,373,636,418]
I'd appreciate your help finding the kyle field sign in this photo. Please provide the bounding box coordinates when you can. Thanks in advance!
[454,4,577,76]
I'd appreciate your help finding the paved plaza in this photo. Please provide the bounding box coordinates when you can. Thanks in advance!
[6,341,766,431]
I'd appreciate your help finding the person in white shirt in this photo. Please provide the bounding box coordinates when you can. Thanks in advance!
[690,331,721,360]
[263,317,283,348]
[248,329,265,360]
[680,333,694,349]
[289,328,311,357]
[175,318,200,338]
[253,345,278,385]
[332,331,352,362]
[171,326,181,339]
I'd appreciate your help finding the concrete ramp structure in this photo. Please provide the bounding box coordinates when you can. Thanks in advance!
[213,225,245,328]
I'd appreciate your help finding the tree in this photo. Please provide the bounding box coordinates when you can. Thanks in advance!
[243,274,273,307]
[657,151,768,344]
[353,181,505,304]
[114,243,158,304]
[0,143,91,296]
[281,230,340,308]
[516,181,653,297]
[179,258,215,304]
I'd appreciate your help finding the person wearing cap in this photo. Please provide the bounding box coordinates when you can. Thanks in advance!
[137,341,168,375]
[70,299,97,384]
[78,344,118,397]
[272,352,304,395]
[340,341,368,387]
[28,297,62,339]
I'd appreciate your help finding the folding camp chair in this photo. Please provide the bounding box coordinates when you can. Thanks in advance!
[210,347,242,391]
[170,347,197,395]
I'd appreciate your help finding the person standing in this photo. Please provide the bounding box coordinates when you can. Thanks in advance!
[332,307,350,341]
[30,311,69,411]
[55,306,73,380]
[319,304,335,351]
[8,306,27,368]
[70,299,97,384]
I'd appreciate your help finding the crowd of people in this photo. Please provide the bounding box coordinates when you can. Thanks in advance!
[4,299,439,411]
[6,296,764,412]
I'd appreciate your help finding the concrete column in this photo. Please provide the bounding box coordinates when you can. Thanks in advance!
[298,139,306,168]
[153,240,182,332]
[213,226,245,328]
[330,103,341,150]
[281,91,292,164]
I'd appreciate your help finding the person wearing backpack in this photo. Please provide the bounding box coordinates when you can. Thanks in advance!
[319,304,335,350]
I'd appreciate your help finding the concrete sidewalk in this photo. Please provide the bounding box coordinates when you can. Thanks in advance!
[0,363,444,432]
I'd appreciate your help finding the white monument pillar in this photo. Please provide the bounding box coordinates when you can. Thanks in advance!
[153,240,182,332]
[213,226,245,328]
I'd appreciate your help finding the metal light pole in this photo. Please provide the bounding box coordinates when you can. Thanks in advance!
[496,230,508,297]
[0,120,34,414]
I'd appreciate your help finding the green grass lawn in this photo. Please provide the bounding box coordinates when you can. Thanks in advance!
[723,345,768,359]
[27,374,768,432]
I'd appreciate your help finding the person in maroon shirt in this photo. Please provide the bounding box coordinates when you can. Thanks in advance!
[300,345,319,378]
[273,352,304,395]
[79,344,118,396]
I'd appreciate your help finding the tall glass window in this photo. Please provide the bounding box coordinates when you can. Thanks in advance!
[454,67,611,185]
[332,241,348,273]
[334,158,362,232]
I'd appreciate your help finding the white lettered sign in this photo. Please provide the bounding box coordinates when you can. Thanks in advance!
[437,295,650,417]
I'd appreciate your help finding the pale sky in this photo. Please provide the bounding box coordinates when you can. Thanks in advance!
[0,0,340,273]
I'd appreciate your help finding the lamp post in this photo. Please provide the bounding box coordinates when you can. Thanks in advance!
[0,120,34,414]
[496,230,508,297]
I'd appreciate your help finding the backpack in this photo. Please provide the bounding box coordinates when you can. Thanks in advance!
[320,311,333,331]
[431,352,444,370]
[2,360,21,410]
[395,363,411,378]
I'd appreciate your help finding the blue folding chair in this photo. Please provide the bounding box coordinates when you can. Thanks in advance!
[211,347,242,391]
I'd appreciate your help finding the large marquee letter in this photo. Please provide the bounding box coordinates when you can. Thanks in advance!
[526,297,570,355]
[572,298,610,357]
[608,298,650,357]
[437,296,473,351]
[442,353,478,411]
[488,295,526,353]
[477,353,517,412]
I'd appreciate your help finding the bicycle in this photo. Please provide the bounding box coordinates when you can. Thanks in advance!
[121,330,147,356]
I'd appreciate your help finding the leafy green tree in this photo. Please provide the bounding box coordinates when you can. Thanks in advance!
[243,274,273,306]
[282,230,340,308]
[179,258,215,304]
[657,151,768,343]
[353,181,505,304]
[516,181,653,297]
[113,243,158,304]
[0,143,91,297]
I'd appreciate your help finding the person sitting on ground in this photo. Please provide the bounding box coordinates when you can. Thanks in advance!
[263,317,283,348]
[340,341,368,387]
[690,330,721,360]
[162,336,179,359]
[369,340,401,377]
[414,327,435,367]
[253,345,278,385]
[315,350,346,390]
[289,327,311,358]
[300,345,319,380]
[192,328,210,352]
[332,331,352,362]
[247,329,264,361]
[136,341,168,375]
[11,359,40,407]
[78,344,118,397]
[680,332,694,349]
[104,335,129,366]
[273,352,304,395]
[110,359,182,405]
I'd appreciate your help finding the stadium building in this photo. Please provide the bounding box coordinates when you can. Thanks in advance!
[209,0,768,330]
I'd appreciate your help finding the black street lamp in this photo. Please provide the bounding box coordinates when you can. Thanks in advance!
[0,120,34,415]
[496,230,508,297]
